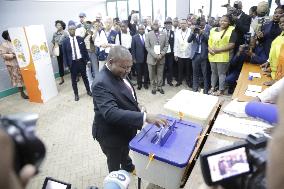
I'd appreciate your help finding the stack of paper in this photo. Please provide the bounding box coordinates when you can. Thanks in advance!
[223,99,248,118]
[245,85,262,97]
[249,72,261,78]
[212,114,273,139]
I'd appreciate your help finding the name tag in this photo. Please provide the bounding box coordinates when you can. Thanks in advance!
[154,45,161,55]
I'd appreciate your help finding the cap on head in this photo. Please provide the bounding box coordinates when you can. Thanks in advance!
[164,17,173,24]
[68,20,76,29]
[257,1,269,15]
[79,12,86,17]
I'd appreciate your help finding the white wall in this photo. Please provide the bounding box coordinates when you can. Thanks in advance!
[0,0,106,92]
[176,0,189,19]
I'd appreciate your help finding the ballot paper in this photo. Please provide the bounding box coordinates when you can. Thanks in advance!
[249,72,261,78]
[247,85,262,93]
[212,114,273,139]
[223,99,249,118]
[245,90,260,97]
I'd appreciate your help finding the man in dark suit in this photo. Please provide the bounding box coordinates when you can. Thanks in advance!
[229,1,251,52]
[62,21,92,101]
[188,18,210,94]
[92,46,167,173]
[131,25,149,90]
[128,10,139,36]
[163,17,175,86]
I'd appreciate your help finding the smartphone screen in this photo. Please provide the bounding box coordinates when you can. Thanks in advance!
[207,147,250,182]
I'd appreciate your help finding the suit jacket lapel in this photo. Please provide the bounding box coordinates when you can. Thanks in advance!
[103,67,138,106]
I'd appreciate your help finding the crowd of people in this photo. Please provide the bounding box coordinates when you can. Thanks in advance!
[1,1,284,101]
[49,0,284,100]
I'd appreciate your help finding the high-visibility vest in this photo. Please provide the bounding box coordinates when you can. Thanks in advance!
[208,26,235,63]
[269,32,284,80]
[275,44,284,80]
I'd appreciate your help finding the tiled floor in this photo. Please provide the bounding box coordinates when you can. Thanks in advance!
[0,76,235,189]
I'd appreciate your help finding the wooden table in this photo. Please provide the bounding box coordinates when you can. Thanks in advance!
[232,63,272,102]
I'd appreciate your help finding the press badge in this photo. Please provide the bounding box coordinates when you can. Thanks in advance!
[154,45,161,55]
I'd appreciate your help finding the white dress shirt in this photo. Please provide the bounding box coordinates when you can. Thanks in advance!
[174,28,192,58]
[117,32,132,49]
[257,77,284,104]
[69,36,82,60]
[94,30,119,53]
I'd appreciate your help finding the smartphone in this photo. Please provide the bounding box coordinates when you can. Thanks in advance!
[42,177,71,189]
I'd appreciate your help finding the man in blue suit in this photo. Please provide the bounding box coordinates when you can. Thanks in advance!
[131,25,149,90]
[188,19,210,94]
[62,20,92,101]
[92,46,167,173]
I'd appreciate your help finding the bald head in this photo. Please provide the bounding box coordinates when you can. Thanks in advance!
[152,19,160,31]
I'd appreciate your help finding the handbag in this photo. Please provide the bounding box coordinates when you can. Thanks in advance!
[53,44,60,56]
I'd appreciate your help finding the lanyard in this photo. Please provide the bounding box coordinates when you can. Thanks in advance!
[181,29,188,41]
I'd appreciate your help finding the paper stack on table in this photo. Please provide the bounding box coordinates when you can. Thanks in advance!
[249,72,261,78]
[212,114,273,139]
[245,84,262,97]
[223,99,248,118]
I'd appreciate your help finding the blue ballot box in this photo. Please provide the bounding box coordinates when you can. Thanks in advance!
[129,115,203,189]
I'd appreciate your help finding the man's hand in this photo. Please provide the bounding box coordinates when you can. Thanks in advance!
[0,130,36,189]
[256,31,264,39]
[146,114,168,127]
[157,54,163,60]
[263,80,275,86]
[260,62,269,69]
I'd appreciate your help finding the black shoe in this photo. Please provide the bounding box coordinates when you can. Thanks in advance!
[168,82,173,86]
[21,92,29,99]
[187,82,192,88]
[175,83,181,87]
[151,89,156,94]
[59,80,64,85]
[144,84,149,89]
[137,86,142,90]
[158,88,165,94]
[75,95,79,101]
[87,91,92,96]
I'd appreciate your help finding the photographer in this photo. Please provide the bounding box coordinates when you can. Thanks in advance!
[0,129,36,189]
[188,18,210,94]
[228,1,251,52]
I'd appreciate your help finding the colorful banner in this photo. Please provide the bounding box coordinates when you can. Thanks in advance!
[8,25,58,103]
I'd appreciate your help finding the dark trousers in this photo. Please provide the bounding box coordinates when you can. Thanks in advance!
[136,62,149,87]
[70,59,90,95]
[192,54,209,93]
[57,46,64,77]
[177,57,192,85]
[100,144,135,173]
[163,53,174,84]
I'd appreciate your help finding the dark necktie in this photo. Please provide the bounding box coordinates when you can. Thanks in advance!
[141,35,144,45]
[72,37,78,60]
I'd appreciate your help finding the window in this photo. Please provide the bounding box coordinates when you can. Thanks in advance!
[117,0,128,20]
[153,0,165,23]
[107,1,117,18]
[140,0,152,20]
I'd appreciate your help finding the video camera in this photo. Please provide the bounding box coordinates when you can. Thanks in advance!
[200,133,268,189]
[0,113,46,173]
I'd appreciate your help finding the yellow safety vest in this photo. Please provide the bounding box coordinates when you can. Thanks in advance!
[269,31,284,80]
[208,26,235,63]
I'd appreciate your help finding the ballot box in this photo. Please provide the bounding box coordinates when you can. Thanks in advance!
[129,115,203,189]
[164,90,219,126]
